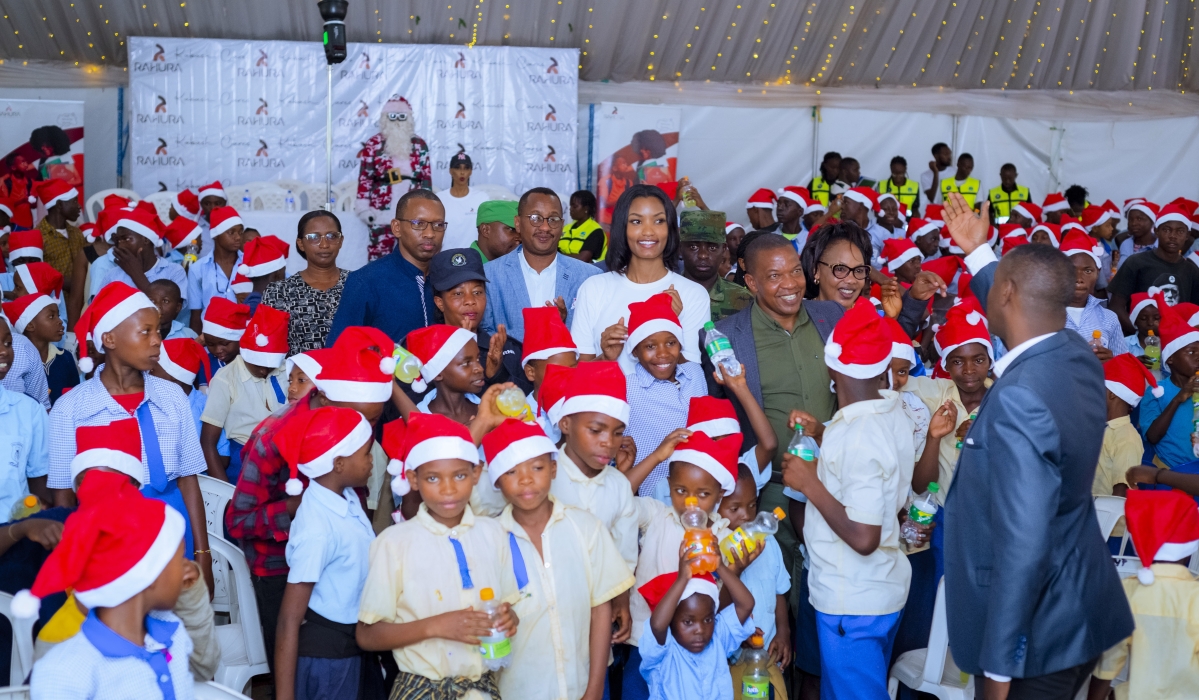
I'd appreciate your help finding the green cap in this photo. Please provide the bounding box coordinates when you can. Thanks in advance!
[679,210,726,243]
[928,482,940,493]
[703,322,716,331]
[476,200,518,228]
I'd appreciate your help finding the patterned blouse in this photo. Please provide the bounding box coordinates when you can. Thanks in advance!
[260,269,348,355]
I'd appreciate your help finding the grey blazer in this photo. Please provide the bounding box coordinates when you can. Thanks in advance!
[943,262,1133,678]
[480,247,601,342]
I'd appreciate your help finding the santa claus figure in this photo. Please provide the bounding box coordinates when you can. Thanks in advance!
[355,94,431,259]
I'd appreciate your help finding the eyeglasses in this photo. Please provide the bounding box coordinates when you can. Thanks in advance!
[301,231,343,243]
[819,261,870,280]
[387,112,408,122]
[522,214,565,229]
[402,219,449,232]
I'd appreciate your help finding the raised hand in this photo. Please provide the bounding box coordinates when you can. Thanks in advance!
[942,192,991,256]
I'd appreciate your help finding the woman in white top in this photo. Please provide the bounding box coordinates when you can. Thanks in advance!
[570,184,711,373]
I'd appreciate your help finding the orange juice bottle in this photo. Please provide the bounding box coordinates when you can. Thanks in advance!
[680,496,718,575]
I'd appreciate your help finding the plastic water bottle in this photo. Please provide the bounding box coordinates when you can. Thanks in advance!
[680,497,719,575]
[741,632,771,698]
[902,483,940,545]
[1089,329,1104,350]
[241,188,252,211]
[1144,330,1161,371]
[477,587,511,670]
[720,507,786,565]
[787,425,818,461]
[285,189,296,212]
[496,386,535,422]
[955,410,978,450]
[10,495,42,521]
[703,322,742,377]
[391,346,422,384]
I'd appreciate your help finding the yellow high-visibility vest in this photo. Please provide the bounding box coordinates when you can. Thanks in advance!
[877,177,920,211]
[558,218,607,261]
[987,185,1030,219]
[810,176,832,206]
[941,177,981,208]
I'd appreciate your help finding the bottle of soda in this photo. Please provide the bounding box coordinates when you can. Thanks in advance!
[703,322,742,377]
[10,495,42,521]
[1089,329,1104,350]
[787,425,819,461]
[496,386,535,422]
[477,587,511,670]
[901,482,940,545]
[680,497,719,575]
[1144,330,1161,371]
[391,346,422,384]
[741,632,771,698]
[720,507,786,565]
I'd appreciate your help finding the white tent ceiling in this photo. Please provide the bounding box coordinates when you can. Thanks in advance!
[0,0,1195,92]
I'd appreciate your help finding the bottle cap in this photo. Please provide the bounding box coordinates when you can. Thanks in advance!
[1148,330,1155,336]
[480,587,495,601]
[703,321,715,331]
[928,482,940,493]
[750,633,764,648]
[795,424,804,434]
[1092,330,1102,338]
[23,495,36,508]
[684,496,698,508]
[772,507,786,520]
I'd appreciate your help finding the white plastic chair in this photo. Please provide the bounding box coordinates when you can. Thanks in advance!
[142,190,177,224]
[197,474,235,536]
[195,680,252,699]
[210,535,269,695]
[1094,496,1126,540]
[0,687,28,699]
[0,593,35,686]
[331,181,357,212]
[888,578,974,700]
[246,183,289,211]
[84,187,139,222]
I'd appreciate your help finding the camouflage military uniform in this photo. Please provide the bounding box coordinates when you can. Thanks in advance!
[679,209,755,322]
[708,277,754,322]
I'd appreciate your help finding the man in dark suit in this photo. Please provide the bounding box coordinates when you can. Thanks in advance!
[941,193,1133,700]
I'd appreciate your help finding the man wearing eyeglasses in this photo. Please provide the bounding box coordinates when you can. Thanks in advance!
[327,189,446,346]
[481,187,601,342]
[354,94,431,261]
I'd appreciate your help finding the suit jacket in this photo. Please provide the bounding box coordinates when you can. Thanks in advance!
[481,247,601,342]
[943,262,1133,678]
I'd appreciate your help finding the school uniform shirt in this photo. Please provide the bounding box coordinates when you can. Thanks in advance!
[1116,237,1157,271]
[499,498,635,700]
[199,356,288,445]
[629,497,729,647]
[357,504,518,697]
[1095,563,1199,699]
[286,481,376,624]
[3,332,51,410]
[186,251,242,315]
[638,604,755,700]
[1094,415,1144,498]
[1139,379,1195,469]
[30,609,195,700]
[186,388,229,458]
[0,382,49,520]
[1064,296,1128,356]
[42,345,80,405]
[413,388,481,415]
[165,320,199,341]
[728,533,790,648]
[548,450,639,574]
[100,257,190,312]
[46,373,205,490]
[803,391,915,616]
[625,361,708,498]
[904,376,993,506]
[87,251,118,300]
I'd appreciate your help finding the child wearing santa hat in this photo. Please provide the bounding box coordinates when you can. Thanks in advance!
[273,406,377,700]
[1060,230,1127,360]
[483,418,635,700]
[404,323,486,422]
[285,351,322,404]
[780,297,916,700]
[7,229,43,266]
[3,291,77,404]
[637,539,755,700]
[0,316,51,519]
[358,413,519,699]
[97,208,191,320]
[238,234,290,314]
[1094,354,1160,500]
[200,304,290,483]
[147,278,197,342]
[1138,299,1199,469]
[1122,291,1162,362]
[1090,490,1199,699]
[31,178,85,280]
[519,305,578,407]
[199,296,251,381]
[149,336,230,465]
[187,204,244,334]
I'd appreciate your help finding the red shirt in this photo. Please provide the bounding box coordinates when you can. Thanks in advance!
[111,392,145,415]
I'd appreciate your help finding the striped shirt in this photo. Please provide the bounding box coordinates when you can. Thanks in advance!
[2,332,51,410]
[46,372,205,489]
[1064,296,1128,356]
[624,361,707,498]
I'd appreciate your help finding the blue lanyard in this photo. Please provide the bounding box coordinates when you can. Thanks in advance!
[269,375,285,404]
[508,532,529,591]
[450,537,474,590]
[136,401,168,491]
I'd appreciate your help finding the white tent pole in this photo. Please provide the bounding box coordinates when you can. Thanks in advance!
[325,64,333,210]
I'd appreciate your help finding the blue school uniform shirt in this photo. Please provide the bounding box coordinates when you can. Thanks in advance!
[639,605,754,700]
[188,388,230,457]
[186,251,242,316]
[165,319,199,341]
[737,535,791,648]
[44,346,80,405]
[1139,379,1194,468]
[625,361,707,498]
[87,251,118,299]
[100,257,191,317]
[0,382,49,522]
[285,481,376,624]
[31,609,195,700]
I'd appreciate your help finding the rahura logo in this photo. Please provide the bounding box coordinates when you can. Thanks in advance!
[137,96,184,123]
[237,100,285,126]
[154,96,168,113]
[256,99,269,116]
[547,57,559,74]
[256,140,269,157]
[0,106,20,118]
[152,44,166,62]
[455,102,467,119]
[135,43,180,72]
[545,145,556,162]
[136,139,186,166]
[238,140,285,168]
[360,53,372,70]
[155,138,168,155]
[454,52,467,69]
[545,104,557,121]
[256,49,269,67]
[356,100,370,117]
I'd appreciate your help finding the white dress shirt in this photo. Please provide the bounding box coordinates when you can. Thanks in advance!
[518,249,558,308]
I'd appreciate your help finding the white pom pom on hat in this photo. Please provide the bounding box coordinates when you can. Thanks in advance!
[1138,567,1156,585]
[78,356,95,374]
[285,478,303,496]
[11,589,40,619]
[380,356,397,375]
[256,334,268,347]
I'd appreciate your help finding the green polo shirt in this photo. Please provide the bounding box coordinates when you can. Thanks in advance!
[469,240,490,263]
[751,302,836,477]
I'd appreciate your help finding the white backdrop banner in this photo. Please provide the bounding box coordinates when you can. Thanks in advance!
[593,103,680,225]
[0,98,85,198]
[127,37,578,198]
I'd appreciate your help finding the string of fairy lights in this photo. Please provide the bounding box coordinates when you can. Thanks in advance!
[0,0,1193,92]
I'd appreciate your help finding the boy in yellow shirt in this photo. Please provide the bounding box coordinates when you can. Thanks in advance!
[1095,354,1158,498]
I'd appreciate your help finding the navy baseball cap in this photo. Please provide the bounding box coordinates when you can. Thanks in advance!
[449,153,473,169]
[428,247,487,292]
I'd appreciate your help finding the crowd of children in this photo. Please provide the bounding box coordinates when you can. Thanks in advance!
[3,175,1199,700]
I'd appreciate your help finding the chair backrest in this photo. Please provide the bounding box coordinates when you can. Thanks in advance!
[209,535,268,668]
[0,593,35,686]
[197,474,235,536]
[195,680,252,699]
[84,187,140,223]
[0,687,29,700]
[247,183,289,211]
[1094,496,1126,540]
[141,191,177,225]
[923,577,950,687]
[331,181,357,212]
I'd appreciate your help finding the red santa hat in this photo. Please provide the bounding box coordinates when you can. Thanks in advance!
[521,306,577,366]
[559,361,630,426]
[906,218,940,241]
[405,324,476,393]
[939,227,964,255]
[923,204,945,222]
[1030,223,1061,248]
[69,418,145,489]
[285,349,324,386]
[238,235,291,278]
[2,293,56,334]
[934,298,993,368]
[172,188,201,221]
[209,205,244,237]
[15,262,63,299]
[112,206,163,245]
[686,396,740,438]
[1081,204,1117,232]
[1126,490,1199,585]
[824,297,891,379]
[897,201,910,222]
[482,418,557,487]
[538,363,573,424]
[162,217,201,251]
[844,186,880,214]
[879,238,922,273]
[158,338,210,386]
[12,470,184,619]
[73,282,157,373]
[316,326,398,403]
[802,194,827,216]
[1103,353,1162,408]
[1059,215,1086,238]
[382,413,478,497]
[274,406,374,495]
[1011,201,1042,223]
[1123,198,1146,215]
[724,222,744,236]
[1156,202,1195,229]
[746,188,777,210]
[999,223,1028,241]
[1041,192,1069,213]
[95,207,125,244]
[201,297,252,342]
[1001,234,1029,256]
[777,186,810,205]
[80,222,97,244]
[920,255,961,287]
[884,316,917,366]
[383,94,414,113]
[230,272,253,295]
[669,431,743,496]
[1059,230,1105,267]
[638,571,719,613]
[625,293,683,356]
[8,229,43,261]
[1129,292,1158,324]
[33,178,78,209]
[0,196,33,229]
[240,305,290,369]
[198,181,227,201]
[1127,200,1159,223]
[1158,299,1199,365]
[1176,302,1199,326]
